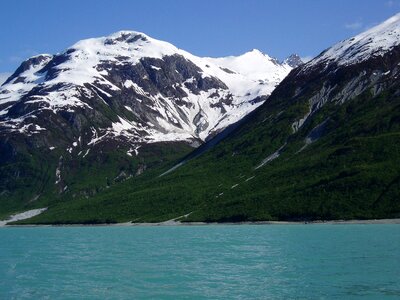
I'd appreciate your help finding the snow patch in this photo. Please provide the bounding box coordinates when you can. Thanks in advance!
[245,176,255,182]
[150,65,161,71]
[255,144,286,169]
[124,105,133,112]
[127,145,141,156]
[0,208,47,226]
[82,149,90,158]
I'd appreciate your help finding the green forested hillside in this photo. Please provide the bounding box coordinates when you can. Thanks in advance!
[18,51,400,224]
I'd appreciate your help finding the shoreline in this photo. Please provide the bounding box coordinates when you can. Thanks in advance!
[2,218,400,227]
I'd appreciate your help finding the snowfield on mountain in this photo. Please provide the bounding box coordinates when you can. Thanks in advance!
[0,31,296,146]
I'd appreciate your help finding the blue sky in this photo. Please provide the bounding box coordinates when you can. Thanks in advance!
[0,0,399,78]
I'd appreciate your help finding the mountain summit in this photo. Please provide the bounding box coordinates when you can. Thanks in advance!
[283,54,304,68]
[0,31,291,143]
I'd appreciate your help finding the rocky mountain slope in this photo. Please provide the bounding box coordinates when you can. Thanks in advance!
[17,13,400,224]
[0,31,297,218]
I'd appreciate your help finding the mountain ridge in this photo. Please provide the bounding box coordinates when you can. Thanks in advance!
[0,31,294,142]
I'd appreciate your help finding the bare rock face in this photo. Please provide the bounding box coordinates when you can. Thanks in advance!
[283,54,304,68]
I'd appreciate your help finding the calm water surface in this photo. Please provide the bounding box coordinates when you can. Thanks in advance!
[0,224,399,299]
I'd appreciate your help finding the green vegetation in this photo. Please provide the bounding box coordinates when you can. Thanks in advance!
[0,141,192,220]
[15,81,400,224]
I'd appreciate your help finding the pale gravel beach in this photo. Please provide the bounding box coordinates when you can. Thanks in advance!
[1,208,400,227]
[120,218,400,226]
[2,217,400,227]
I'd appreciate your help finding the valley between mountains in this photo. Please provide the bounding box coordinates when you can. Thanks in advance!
[1,14,400,224]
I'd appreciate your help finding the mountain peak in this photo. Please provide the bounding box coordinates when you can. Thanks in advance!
[246,49,264,55]
[241,49,275,61]
[104,30,150,44]
[283,54,304,68]
[0,29,292,144]
[108,30,148,37]
[3,54,53,85]
[66,30,181,71]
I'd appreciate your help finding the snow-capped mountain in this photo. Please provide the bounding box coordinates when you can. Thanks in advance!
[283,54,304,68]
[305,13,400,70]
[0,31,293,148]
[279,13,400,135]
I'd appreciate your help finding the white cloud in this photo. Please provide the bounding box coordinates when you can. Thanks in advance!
[344,21,363,30]
[9,56,23,63]
[0,73,11,85]
[7,49,38,64]
[300,56,313,63]
[363,22,378,31]
[385,0,398,7]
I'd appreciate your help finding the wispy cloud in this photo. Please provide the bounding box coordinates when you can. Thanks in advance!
[363,22,378,31]
[0,73,11,85]
[9,56,23,63]
[344,21,363,30]
[300,56,313,63]
[385,0,399,7]
[8,49,39,64]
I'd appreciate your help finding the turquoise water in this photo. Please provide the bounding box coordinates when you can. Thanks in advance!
[0,225,399,299]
